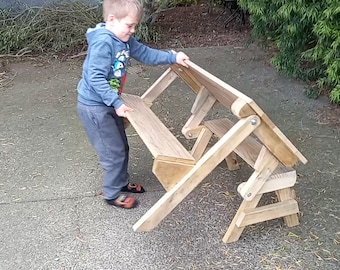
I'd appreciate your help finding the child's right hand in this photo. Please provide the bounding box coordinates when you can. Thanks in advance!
[172,51,189,68]
[115,104,133,117]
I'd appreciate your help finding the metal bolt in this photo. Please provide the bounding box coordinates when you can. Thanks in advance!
[250,119,257,125]
[188,133,192,138]
[178,68,183,72]
[247,193,252,197]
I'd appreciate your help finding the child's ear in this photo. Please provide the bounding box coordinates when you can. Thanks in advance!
[106,14,116,23]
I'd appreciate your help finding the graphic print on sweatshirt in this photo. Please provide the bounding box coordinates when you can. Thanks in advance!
[108,49,129,94]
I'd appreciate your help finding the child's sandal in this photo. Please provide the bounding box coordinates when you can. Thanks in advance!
[121,183,145,193]
[106,194,137,209]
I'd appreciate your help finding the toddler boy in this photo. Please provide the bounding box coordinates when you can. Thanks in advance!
[77,0,189,208]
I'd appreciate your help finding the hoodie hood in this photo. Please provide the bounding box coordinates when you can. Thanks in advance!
[86,23,116,45]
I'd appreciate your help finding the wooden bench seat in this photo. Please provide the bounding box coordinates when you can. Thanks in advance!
[121,93,196,190]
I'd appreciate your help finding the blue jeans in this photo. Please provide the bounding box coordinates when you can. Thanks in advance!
[77,102,129,200]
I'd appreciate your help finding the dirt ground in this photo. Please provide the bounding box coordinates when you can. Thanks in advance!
[149,1,252,49]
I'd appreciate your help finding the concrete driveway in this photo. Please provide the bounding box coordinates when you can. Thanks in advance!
[0,45,339,269]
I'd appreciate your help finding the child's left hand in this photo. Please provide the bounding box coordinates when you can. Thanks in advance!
[172,51,189,68]
[115,103,133,117]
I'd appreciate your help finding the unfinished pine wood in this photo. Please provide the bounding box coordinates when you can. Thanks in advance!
[275,188,300,226]
[223,194,262,243]
[238,169,296,195]
[231,97,257,118]
[204,118,295,178]
[175,61,254,110]
[182,89,216,139]
[122,60,306,243]
[171,64,202,93]
[190,127,213,160]
[141,67,178,104]
[152,158,194,191]
[205,118,260,166]
[249,102,307,164]
[225,152,240,171]
[236,200,299,227]
[272,126,308,164]
[172,61,306,167]
[175,61,307,167]
[253,124,299,167]
[247,106,307,166]
[181,125,204,139]
[191,86,210,114]
[121,93,195,162]
[133,115,261,232]
[238,146,279,201]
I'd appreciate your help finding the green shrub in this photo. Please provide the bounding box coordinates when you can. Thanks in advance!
[239,0,340,104]
[303,1,340,104]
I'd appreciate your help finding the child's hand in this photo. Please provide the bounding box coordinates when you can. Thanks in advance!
[115,104,133,117]
[172,50,189,68]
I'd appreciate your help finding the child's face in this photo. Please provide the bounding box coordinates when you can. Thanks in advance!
[106,14,139,42]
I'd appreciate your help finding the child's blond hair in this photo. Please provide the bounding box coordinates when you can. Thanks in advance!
[103,0,143,22]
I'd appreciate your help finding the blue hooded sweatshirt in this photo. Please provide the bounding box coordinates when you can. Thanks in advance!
[77,23,177,109]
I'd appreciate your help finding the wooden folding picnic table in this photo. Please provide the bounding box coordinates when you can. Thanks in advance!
[121,60,307,243]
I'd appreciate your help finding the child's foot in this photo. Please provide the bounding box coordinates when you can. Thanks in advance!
[121,183,145,193]
[106,194,138,209]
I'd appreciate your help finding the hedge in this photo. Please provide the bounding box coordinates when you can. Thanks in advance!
[239,0,340,104]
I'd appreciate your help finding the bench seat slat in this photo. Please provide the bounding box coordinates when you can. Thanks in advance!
[121,94,195,162]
